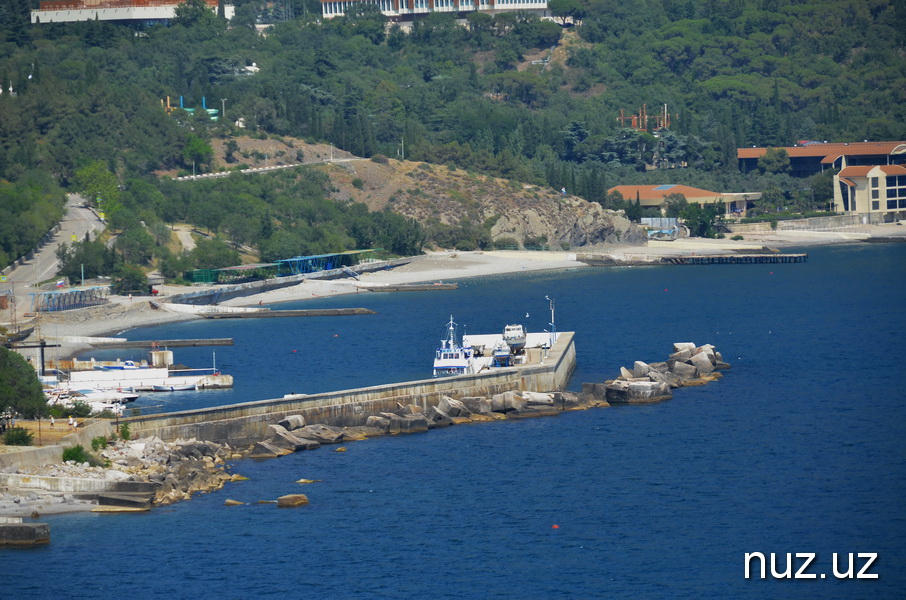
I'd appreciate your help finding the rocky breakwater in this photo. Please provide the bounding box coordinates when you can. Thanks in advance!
[249,391,606,459]
[583,342,730,404]
[0,437,243,518]
[119,437,242,508]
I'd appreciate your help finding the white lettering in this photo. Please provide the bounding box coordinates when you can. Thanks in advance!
[833,553,854,579]
[771,553,793,579]
[744,552,766,579]
[794,553,817,579]
[857,553,879,579]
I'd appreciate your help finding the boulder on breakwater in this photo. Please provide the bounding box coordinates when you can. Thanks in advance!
[581,342,730,404]
[251,390,604,459]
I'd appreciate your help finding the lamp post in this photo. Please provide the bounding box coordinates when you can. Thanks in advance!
[545,295,556,348]
[220,98,226,120]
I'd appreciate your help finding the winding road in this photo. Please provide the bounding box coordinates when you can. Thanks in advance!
[1,194,105,325]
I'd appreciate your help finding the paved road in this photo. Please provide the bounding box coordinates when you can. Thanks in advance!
[1,194,105,324]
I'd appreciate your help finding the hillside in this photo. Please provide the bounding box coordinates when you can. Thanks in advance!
[199,135,646,251]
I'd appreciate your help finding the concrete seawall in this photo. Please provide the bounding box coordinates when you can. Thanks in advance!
[125,332,576,446]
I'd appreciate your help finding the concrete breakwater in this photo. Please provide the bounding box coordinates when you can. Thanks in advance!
[123,332,576,446]
[581,342,730,405]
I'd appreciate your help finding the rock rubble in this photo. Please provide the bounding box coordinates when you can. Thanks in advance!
[581,342,730,404]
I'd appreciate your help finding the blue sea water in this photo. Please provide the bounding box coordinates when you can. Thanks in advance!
[3,244,905,599]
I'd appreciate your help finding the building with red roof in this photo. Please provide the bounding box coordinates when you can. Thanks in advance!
[738,141,906,177]
[608,184,760,217]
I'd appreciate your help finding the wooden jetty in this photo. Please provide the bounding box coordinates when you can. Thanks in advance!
[92,338,235,348]
[357,283,458,292]
[200,307,376,319]
[668,253,808,265]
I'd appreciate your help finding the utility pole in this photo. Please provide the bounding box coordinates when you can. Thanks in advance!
[221,98,226,120]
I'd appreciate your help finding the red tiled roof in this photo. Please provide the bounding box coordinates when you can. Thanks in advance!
[838,164,906,177]
[837,166,874,177]
[737,141,906,160]
[609,184,722,201]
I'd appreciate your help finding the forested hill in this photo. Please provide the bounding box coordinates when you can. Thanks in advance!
[0,0,904,275]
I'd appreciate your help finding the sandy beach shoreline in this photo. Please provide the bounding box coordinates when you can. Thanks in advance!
[8,224,905,346]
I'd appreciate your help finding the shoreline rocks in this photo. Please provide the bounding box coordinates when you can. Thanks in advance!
[0,436,241,518]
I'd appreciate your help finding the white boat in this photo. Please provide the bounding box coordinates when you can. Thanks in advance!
[433,316,478,377]
[45,388,130,416]
[71,388,139,403]
[502,323,526,353]
[151,383,197,392]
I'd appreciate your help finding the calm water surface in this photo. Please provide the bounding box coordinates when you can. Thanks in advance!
[4,244,904,599]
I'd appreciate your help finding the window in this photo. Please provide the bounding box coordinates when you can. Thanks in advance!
[871,177,879,188]
[872,200,880,210]
[872,189,879,199]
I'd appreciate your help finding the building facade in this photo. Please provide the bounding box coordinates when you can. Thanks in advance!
[320,0,548,19]
[738,141,906,178]
[31,0,232,25]
[834,164,906,221]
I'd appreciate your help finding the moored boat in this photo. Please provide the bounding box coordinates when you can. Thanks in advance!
[433,316,478,377]
[151,383,197,392]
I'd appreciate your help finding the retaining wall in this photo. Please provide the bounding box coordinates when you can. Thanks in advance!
[125,332,576,446]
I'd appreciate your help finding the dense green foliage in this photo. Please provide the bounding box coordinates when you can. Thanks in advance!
[1,0,903,269]
[0,173,66,270]
[156,169,425,259]
[0,347,47,419]
[3,426,33,446]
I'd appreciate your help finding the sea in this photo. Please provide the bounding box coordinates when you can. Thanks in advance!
[3,244,905,599]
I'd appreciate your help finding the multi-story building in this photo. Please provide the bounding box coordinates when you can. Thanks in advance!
[31,0,232,25]
[834,164,906,221]
[320,0,549,19]
[738,141,906,178]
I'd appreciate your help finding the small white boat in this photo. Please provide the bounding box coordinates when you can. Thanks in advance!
[433,316,477,377]
[502,323,526,353]
[71,388,139,403]
[151,383,197,392]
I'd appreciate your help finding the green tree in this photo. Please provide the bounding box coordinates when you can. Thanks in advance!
[0,347,47,419]
[757,147,791,175]
[74,161,120,215]
[111,264,148,295]
[681,202,723,238]
[183,135,214,172]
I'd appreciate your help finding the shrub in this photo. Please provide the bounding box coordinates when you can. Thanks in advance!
[731,234,744,240]
[119,423,131,441]
[3,427,34,446]
[352,178,365,190]
[91,436,108,451]
[63,445,91,464]
[371,154,389,164]
[493,237,519,250]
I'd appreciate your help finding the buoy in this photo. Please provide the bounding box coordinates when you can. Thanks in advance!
[552,524,559,529]
[333,334,339,338]
[335,447,347,452]
[292,349,297,353]
[664,288,668,292]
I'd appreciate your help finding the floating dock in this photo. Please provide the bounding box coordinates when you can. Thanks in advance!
[668,253,807,265]
[200,308,375,319]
